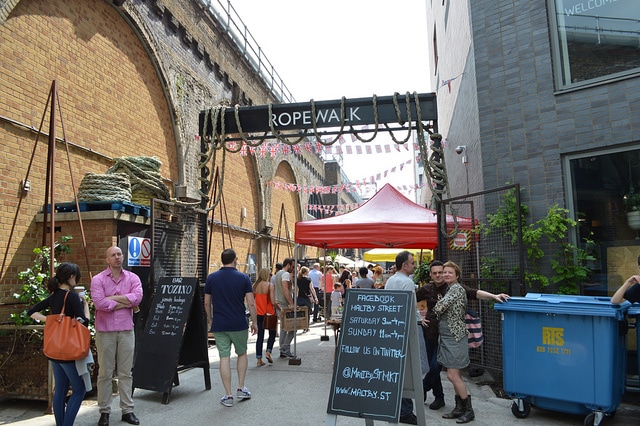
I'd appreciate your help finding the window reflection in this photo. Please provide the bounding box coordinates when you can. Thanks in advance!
[552,0,640,87]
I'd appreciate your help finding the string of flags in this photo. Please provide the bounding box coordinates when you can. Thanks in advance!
[205,140,420,157]
[268,178,427,196]
[305,203,362,215]
[267,158,412,192]
[303,180,432,216]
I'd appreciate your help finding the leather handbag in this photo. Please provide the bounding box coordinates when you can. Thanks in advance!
[43,291,91,361]
[263,313,278,330]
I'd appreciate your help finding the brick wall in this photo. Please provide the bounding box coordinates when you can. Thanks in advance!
[0,0,325,309]
[0,0,173,301]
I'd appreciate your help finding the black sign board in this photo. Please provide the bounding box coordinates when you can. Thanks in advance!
[327,289,413,422]
[199,93,437,136]
[133,277,210,403]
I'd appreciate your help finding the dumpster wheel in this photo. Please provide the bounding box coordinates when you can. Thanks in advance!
[584,411,605,426]
[511,400,531,418]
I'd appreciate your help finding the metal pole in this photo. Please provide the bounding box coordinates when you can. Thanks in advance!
[47,80,57,278]
[320,244,330,341]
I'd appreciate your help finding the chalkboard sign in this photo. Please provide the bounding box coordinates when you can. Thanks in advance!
[327,289,414,422]
[133,277,210,403]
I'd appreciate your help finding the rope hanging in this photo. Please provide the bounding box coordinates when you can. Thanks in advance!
[201,92,453,228]
[199,105,227,212]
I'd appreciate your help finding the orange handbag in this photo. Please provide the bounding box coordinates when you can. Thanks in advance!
[43,291,90,361]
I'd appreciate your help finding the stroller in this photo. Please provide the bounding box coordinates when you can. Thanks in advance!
[315,290,328,320]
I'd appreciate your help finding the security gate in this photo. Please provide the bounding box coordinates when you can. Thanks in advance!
[151,199,208,286]
[438,183,525,374]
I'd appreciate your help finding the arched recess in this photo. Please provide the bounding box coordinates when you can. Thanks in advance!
[0,0,178,289]
[269,161,301,263]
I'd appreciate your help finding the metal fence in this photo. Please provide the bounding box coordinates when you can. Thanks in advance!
[439,184,524,375]
[151,199,208,286]
[205,0,296,104]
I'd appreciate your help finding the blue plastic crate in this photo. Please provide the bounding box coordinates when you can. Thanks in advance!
[628,305,640,388]
[43,201,150,217]
[495,293,630,420]
[42,202,88,213]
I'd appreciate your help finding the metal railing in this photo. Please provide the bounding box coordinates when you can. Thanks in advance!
[200,0,296,104]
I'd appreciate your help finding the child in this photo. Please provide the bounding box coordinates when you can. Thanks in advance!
[330,282,343,318]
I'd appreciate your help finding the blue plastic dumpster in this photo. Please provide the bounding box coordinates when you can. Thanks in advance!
[628,305,640,389]
[495,293,629,426]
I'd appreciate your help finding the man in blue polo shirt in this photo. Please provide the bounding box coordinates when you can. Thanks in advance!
[204,248,258,407]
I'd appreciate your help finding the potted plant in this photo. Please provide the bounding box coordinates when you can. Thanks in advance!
[624,191,640,230]
[0,236,90,403]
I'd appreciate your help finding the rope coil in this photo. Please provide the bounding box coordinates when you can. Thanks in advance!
[77,172,131,202]
[106,156,170,206]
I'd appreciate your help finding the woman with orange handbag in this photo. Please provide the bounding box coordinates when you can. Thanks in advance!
[28,262,90,426]
[252,268,277,366]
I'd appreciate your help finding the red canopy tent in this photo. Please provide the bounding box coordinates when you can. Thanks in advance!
[295,183,449,249]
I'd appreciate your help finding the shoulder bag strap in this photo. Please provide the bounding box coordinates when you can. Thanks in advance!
[59,290,70,319]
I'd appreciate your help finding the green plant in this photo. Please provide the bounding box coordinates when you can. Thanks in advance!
[624,191,640,212]
[482,188,595,294]
[413,260,430,286]
[10,236,72,325]
[552,234,596,294]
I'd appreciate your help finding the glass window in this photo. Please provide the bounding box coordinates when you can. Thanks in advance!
[567,148,640,296]
[549,0,640,88]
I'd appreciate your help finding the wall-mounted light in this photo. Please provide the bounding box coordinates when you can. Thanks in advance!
[241,207,247,219]
[21,179,30,193]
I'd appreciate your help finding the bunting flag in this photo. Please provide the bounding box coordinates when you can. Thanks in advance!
[305,203,363,215]
[231,141,419,157]
[300,180,431,204]
[439,73,463,93]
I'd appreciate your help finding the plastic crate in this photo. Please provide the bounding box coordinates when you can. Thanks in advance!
[628,305,640,388]
[42,201,150,217]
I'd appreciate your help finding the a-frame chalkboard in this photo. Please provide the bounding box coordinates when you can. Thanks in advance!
[133,277,211,404]
[326,289,425,425]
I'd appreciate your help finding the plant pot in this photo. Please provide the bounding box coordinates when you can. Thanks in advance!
[627,211,640,230]
[0,325,50,401]
[0,325,98,404]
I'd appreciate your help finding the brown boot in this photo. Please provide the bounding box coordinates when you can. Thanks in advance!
[442,395,464,419]
[456,395,475,423]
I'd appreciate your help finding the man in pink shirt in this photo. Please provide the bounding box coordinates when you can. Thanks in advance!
[91,246,143,426]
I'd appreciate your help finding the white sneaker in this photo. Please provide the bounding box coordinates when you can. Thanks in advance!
[236,387,251,401]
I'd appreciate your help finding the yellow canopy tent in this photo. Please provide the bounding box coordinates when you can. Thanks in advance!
[362,248,432,264]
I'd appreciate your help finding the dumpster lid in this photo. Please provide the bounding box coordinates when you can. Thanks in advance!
[494,293,630,319]
[628,304,640,316]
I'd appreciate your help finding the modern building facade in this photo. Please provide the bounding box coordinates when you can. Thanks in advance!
[425,0,640,295]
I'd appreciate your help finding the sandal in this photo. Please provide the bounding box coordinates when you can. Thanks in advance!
[265,352,273,363]
[257,358,265,367]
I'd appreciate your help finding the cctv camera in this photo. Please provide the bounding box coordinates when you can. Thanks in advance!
[455,145,466,155]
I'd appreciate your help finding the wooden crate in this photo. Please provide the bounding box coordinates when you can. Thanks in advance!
[280,307,309,331]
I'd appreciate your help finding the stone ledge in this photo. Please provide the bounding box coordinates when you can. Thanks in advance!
[35,210,151,225]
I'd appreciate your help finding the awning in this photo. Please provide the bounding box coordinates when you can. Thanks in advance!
[363,248,433,263]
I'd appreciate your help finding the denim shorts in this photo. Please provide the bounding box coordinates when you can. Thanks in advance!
[215,329,249,357]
